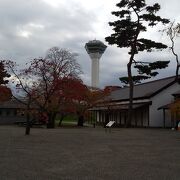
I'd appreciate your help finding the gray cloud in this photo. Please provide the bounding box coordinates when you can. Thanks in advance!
[0,0,179,88]
[0,0,96,59]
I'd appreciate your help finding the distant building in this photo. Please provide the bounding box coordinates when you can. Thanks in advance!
[91,76,180,128]
[0,99,26,124]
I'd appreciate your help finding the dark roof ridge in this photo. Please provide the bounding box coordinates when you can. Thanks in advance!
[115,75,177,91]
[109,75,180,101]
[118,75,177,91]
[133,75,177,88]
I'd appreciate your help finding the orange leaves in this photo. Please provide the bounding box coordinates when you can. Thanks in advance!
[85,88,111,107]
[170,99,180,119]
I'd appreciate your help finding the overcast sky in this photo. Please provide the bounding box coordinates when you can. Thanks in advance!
[0,0,180,88]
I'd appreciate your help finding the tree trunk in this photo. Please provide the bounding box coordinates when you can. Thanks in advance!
[126,62,134,128]
[175,63,179,82]
[25,105,31,135]
[77,114,84,126]
[170,30,179,82]
[58,114,65,126]
[25,121,31,135]
[47,113,56,128]
[104,112,109,128]
[125,10,140,128]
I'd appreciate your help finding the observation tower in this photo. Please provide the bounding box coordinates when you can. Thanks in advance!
[85,40,107,88]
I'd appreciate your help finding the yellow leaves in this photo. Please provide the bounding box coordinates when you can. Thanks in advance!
[170,99,180,118]
[85,88,110,107]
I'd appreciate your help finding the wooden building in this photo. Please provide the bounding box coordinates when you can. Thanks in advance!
[0,99,27,124]
[91,76,180,128]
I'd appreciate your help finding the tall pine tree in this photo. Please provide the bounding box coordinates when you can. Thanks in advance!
[105,0,169,127]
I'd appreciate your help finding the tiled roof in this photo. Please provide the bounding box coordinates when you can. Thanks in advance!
[109,76,180,101]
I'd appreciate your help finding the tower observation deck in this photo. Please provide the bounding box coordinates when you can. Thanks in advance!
[85,40,107,88]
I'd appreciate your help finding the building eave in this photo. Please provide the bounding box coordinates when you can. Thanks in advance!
[90,99,152,111]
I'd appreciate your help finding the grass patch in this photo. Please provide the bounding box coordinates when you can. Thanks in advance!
[55,114,78,126]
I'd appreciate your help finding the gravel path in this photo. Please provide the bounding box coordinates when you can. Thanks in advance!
[0,126,180,180]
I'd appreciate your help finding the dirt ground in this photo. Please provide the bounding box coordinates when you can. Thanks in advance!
[0,125,180,180]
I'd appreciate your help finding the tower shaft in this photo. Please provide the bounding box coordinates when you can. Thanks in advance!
[91,57,100,88]
[89,52,102,88]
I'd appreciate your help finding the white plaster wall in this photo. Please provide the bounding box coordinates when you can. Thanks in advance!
[89,52,102,88]
[149,82,180,127]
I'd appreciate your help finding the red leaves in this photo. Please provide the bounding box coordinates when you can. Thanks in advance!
[0,86,12,102]
[3,48,89,119]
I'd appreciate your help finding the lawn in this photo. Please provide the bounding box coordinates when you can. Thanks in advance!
[55,114,94,127]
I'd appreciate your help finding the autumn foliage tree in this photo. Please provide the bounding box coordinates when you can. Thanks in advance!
[5,47,82,131]
[57,78,111,127]
[0,61,11,102]
[57,77,88,126]
[5,46,110,130]
[23,47,82,128]
[105,0,169,127]
[5,60,39,135]
[76,87,110,125]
